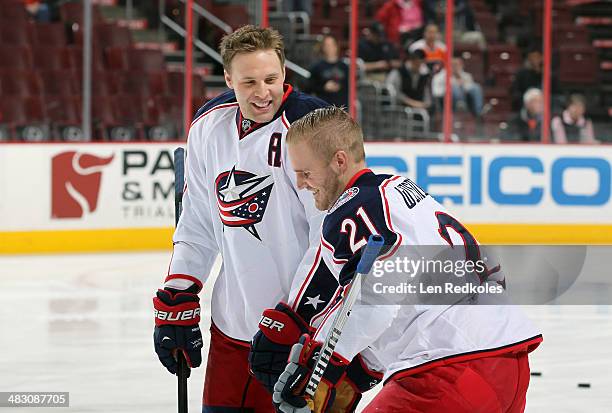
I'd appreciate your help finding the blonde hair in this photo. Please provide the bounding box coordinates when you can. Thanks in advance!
[220,25,285,71]
[286,107,365,163]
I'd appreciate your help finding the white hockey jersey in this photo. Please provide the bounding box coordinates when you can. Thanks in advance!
[294,169,543,382]
[168,85,337,342]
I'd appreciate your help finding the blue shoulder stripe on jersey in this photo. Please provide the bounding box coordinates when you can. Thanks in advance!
[192,89,237,122]
[283,91,330,124]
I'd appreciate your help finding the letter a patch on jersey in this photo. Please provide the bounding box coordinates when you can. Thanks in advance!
[215,166,274,240]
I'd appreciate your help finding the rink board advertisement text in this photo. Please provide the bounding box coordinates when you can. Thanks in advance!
[0,142,611,253]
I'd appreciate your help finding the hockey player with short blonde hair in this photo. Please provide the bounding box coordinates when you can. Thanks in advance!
[268,106,542,412]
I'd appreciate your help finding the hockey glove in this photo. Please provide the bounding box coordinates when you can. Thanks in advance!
[335,355,383,411]
[273,334,350,413]
[153,287,203,376]
[249,302,313,394]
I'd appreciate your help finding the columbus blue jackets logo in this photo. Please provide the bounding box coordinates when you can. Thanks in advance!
[329,187,359,213]
[215,166,274,240]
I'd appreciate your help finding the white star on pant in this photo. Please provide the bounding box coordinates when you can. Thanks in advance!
[305,295,325,310]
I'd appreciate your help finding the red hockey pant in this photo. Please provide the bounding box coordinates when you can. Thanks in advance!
[362,352,531,413]
[202,323,275,413]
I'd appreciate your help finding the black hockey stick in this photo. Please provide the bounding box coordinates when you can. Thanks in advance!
[174,147,189,413]
[304,234,385,400]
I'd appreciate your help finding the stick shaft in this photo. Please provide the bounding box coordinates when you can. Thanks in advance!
[174,147,189,413]
[305,235,384,397]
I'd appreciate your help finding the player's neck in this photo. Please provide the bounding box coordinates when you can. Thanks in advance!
[339,163,368,191]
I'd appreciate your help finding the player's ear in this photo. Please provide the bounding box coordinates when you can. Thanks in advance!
[281,65,287,82]
[224,70,233,89]
[333,150,349,173]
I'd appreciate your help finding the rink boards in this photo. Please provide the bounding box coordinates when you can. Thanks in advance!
[0,142,611,253]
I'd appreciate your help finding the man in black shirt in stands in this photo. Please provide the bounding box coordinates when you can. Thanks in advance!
[308,35,350,107]
[358,23,400,82]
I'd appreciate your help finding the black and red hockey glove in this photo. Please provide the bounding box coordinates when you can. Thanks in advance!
[153,286,203,376]
[249,302,313,394]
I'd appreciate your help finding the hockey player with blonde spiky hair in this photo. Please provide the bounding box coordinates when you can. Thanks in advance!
[265,106,543,413]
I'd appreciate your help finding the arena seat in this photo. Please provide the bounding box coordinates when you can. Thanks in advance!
[33,23,68,47]
[40,70,78,96]
[0,21,31,46]
[32,46,72,70]
[487,44,521,78]
[95,23,133,48]
[456,43,485,84]
[0,71,41,96]
[127,49,166,72]
[0,46,32,70]
[558,45,599,84]
[0,96,50,141]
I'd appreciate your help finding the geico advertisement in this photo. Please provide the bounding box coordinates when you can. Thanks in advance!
[0,144,177,231]
[0,143,610,231]
[365,143,612,223]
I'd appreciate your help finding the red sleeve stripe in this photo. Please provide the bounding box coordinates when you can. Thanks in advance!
[378,176,403,260]
[190,103,239,128]
[164,274,204,291]
[356,354,384,379]
[281,112,291,129]
[312,285,347,341]
[310,287,342,327]
[291,244,323,311]
[321,235,349,265]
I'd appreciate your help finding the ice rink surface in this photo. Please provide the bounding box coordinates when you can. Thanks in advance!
[1,252,611,412]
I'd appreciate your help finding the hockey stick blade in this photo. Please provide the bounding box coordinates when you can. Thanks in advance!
[304,234,385,397]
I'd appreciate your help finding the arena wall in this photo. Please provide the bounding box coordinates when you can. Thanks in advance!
[1,142,610,253]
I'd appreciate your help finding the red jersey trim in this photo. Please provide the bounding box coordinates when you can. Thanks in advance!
[378,176,403,260]
[291,244,323,311]
[321,235,349,265]
[235,83,295,139]
[281,112,291,129]
[343,169,372,192]
[164,274,204,291]
[385,335,543,384]
[356,353,384,379]
[312,288,345,342]
[310,287,343,327]
[191,102,239,128]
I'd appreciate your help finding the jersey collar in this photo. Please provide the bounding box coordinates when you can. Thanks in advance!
[236,84,294,139]
[343,168,372,192]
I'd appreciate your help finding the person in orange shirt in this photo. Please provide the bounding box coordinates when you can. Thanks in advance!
[408,24,446,71]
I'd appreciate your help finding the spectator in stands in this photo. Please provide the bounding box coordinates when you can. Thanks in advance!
[358,23,401,83]
[375,0,425,48]
[552,94,597,144]
[22,0,51,22]
[504,88,543,141]
[386,48,432,110]
[409,23,446,72]
[307,35,350,108]
[282,0,312,15]
[432,56,484,117]
[454,0,476,32]
[511,46,543,111]
[422,0,438,25]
